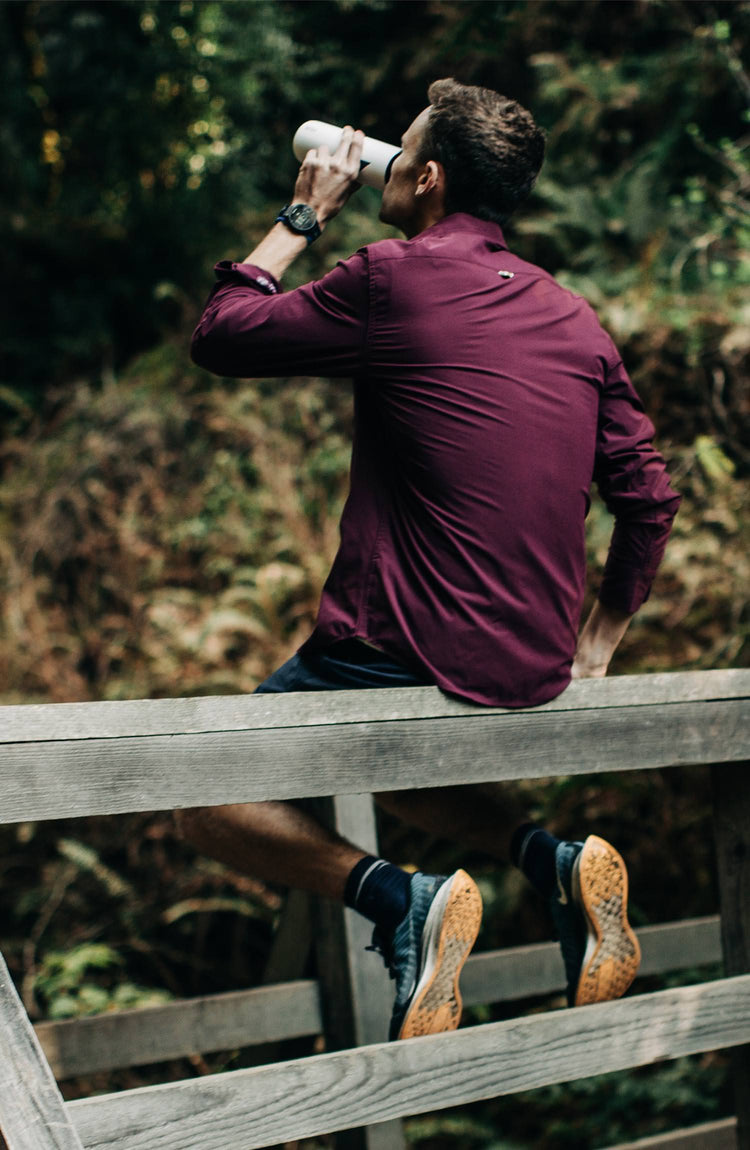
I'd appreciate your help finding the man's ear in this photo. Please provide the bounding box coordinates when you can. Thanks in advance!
[415,159,444,197]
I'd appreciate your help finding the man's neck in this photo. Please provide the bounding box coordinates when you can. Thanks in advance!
[403,205,446,239]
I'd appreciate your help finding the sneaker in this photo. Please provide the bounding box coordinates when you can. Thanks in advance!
[373,869,482,1041]
[551,835,641,1007]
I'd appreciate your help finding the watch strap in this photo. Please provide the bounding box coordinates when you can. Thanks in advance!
[276,203,321,245]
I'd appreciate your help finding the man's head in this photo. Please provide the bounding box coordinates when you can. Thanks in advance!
[379,79,545,237]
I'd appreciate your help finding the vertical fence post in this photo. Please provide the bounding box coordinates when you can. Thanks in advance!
[712,760,750,1150]
[313,794,408,1150]
[0,950,85,1150]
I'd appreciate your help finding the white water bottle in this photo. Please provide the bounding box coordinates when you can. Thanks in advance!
[293,120,401,190]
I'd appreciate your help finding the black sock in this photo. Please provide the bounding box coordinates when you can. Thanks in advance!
[510,823,560,897]
[344,855,411,935]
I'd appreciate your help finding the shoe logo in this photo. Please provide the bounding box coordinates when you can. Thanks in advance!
[555,866,568,906]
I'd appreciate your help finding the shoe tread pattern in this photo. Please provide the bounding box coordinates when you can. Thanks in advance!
[574,835,641,1007]
[398,870,482,1039]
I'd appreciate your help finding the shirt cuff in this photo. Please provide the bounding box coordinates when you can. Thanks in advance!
[214,261,282,295]
[598,566,653,615]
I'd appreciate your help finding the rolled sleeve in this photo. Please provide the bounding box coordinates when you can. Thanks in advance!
[594,356,681,614]
[190,250,370,379]
[214,261,283,294]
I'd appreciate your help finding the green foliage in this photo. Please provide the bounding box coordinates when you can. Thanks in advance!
[0,342,354,700]
[1,2,748,1144]
[2,1,748,406]
[32,942,173,1019]
[34,943,122,1018]
[1,0,305,388]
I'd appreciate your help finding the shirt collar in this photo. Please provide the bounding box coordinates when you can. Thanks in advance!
[417,212,508,249]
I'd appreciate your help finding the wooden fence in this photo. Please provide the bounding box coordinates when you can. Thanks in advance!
[0,668,748,1150]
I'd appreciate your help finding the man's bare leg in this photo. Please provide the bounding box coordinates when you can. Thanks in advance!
[175,801,365,900]
[176,783,527,896]
[177,783,528,893]
[374,782,530,862]
[174,784,638,1024]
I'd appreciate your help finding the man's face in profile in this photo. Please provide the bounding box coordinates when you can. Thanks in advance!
[379,107,431,237]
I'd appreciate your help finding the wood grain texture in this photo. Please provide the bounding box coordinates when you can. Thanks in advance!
[67,976,750,1150]
[1,670,747,743]
[314,795,407,1150]
[33,981,321,1079]
[0,698,746,824]
[0,952,85,1150]
[602,1117,737,1150]
[25,917,721,1080]
[325,795,394,1048]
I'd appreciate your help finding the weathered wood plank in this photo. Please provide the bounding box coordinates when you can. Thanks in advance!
[712,761,750,1150]
[1,670,747,743]
[28,918,719,1080]
[0,951,85,1150]
[33,981,321,1080]
[67,976,750,1150]
[602,1117,737,1150]
[0,699,746,824]
[313,795,406,1150]
[27,917,720,1079]
[635,917,722,977]
[322,795,394,1048]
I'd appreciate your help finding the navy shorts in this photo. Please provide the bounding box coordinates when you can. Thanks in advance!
[254,639,433,693]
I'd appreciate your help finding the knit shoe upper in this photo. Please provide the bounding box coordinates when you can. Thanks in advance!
[550,835,641,1007]
[376,869,482,1041]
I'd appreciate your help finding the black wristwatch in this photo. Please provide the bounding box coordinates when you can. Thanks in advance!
[275,203,321,245]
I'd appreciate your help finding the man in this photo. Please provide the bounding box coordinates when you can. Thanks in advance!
[187,80,680,1041]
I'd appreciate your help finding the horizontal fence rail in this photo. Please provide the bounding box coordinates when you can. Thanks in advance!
[32,916,722,1080]
[66,976,750,1150]
[0,670,747,823]
[34,981,322,1080]
[602,1118,738,1149]
[1,669,748,1150]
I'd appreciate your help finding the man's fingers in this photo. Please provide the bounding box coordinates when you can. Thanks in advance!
[304,129,363,178]
[293,127,365,220]
[345,129,365,169]
[349,129,365,167]
[333,126,365,174]
[302,144,330,169]
[334,125,354,161]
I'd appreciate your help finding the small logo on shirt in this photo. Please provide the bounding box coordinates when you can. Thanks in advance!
[497,270,515,279]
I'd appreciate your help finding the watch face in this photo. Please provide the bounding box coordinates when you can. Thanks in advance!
[288,204,317,230]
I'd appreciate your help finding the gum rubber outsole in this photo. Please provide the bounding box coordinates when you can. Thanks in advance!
[572,835,641,1007]
[398,870,482,1040]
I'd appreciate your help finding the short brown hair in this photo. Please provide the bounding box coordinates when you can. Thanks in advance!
[420,79,545,226]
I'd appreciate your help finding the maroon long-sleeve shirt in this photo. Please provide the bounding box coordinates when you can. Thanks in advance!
[191,213,680,707]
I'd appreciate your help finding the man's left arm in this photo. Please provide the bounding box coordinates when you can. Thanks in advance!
[572,600,634,679]
[572,355,681,679]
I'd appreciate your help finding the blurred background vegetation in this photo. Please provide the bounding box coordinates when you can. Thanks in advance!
[0,1,747,1146]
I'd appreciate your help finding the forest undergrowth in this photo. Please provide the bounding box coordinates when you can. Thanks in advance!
[1,1,748,1145]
